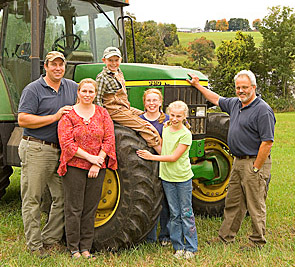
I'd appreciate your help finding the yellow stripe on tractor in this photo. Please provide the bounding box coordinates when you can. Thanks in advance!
[125,80,208,87]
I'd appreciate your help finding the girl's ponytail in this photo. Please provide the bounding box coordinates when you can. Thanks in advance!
[183,119,191,129]
[158,111,166,124]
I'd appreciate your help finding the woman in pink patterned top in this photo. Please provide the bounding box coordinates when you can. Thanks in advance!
[57,78,117,260]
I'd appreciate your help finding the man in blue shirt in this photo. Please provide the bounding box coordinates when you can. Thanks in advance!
[188,70,275,249]
[18,51,78,256]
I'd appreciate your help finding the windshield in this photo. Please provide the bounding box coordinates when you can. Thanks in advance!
[0,0,125,114]
[0,0,32,112]
[44,0,123,63]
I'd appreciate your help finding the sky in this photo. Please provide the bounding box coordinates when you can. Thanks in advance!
[125,0,295,29]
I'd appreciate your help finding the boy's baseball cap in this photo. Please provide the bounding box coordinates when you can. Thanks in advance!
[103,47,122,59]
[45,51,65,64]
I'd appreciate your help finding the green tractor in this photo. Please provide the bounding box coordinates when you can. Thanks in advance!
[0,0,233,251]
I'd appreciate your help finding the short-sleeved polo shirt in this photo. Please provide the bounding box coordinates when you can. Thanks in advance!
[218,96,276,157]
[18,75,78,144]
[160,126,194,182]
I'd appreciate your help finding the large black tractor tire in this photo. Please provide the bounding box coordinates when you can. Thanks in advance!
[0,164,12,199]
[192,113,233,217]
[0,126,14,200]
[92,124,162,251]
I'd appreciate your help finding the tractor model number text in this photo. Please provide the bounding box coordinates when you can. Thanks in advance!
[149,81,162,86]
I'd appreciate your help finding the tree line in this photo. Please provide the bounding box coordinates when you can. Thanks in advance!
[204,18,261,32]
[125,6,295,111]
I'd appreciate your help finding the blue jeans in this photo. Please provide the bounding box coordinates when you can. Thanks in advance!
[162,179,198,252]
[146,193,170,243]
[159,193,170,241]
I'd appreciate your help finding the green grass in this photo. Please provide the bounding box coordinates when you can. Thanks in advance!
[167,54,188,65]
[0,112,294,266]
[178,31,263,48]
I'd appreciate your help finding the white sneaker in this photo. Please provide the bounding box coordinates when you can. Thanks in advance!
[173,250,185,259]
[184,251,195,259]
[160,240,171,247]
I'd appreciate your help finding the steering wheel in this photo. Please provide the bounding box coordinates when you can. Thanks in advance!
[52,34,81,55]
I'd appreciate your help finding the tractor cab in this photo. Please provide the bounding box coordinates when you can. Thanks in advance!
[0,0,129,117]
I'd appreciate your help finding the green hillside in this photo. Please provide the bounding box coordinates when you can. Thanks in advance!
[167,31,263,66]
[178,31,263,48]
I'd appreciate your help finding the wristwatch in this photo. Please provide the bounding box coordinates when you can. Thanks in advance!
[253,167,259,173]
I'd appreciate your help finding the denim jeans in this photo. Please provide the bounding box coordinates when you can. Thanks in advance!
[162,179,198,252]
[146,193,170,243]
[159,193,170,241]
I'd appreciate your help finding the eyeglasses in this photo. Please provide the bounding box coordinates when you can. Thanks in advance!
[235,86,251,91]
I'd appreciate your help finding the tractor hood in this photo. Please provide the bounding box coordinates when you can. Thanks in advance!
[74,63,208,83]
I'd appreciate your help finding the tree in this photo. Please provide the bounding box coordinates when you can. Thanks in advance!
[259,6,295,98]
[252,19,261,31]
[208,20,216,31]
[228,18,251,31]
[241,18,251,31]
[158,23,179,47]
[125,15,167,64]
[209,32,260,97]
[186,37,215,69]
[216,19,229,31]
[204,20,210,31]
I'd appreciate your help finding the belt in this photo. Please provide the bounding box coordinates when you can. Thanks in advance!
[22,136,58,149]
[235,155,257,159]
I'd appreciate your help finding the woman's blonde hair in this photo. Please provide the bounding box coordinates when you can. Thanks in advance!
[76,78,98,103]
[143,88,166,123]
[78,78,98,92]
[166,100,191,129]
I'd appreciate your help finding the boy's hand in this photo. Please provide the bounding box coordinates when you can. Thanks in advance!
[144,121,154,131]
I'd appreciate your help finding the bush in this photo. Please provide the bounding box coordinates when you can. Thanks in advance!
[263,94,295,112]
[166,44,187,55]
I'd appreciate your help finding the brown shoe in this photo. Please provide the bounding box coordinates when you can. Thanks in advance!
[31,247,50,259]
[206,236,232,245]
[240,241,263,251]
